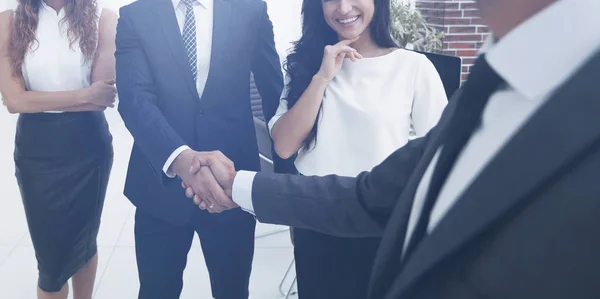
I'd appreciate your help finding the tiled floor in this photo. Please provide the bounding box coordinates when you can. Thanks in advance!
[0,107,297,299]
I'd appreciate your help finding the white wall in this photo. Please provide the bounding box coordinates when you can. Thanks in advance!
[265,0,303,63]
[0,0,16,12]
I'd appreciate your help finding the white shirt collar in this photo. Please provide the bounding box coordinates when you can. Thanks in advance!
[485,0,600,100]
[172,0,211,10]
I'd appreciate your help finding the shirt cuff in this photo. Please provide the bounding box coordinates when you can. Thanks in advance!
[162,145,191,178]
[232,170,257,215]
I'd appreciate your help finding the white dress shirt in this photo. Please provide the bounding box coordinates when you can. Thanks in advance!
[232,0,600,239]
[268,49,447,177]
[21,2,100,113]
[162,0,214,177]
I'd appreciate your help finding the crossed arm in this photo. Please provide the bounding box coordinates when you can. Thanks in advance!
[0,9,118,113]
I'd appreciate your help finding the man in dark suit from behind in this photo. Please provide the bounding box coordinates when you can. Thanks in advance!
[184,0,600,298]
[114,0,283,298]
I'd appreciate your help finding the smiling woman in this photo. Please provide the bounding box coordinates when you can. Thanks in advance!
[322,0,376,40]
[266,0,447,298]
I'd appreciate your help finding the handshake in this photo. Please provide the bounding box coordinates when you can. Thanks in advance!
[171,149,239,213]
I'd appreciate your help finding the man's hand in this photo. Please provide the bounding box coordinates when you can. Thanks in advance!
[171,150,236,213]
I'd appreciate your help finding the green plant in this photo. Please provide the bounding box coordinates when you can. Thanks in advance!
[390,1,444,52]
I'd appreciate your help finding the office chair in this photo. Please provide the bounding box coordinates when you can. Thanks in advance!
[253,117,275,173]
[252,116,298,298]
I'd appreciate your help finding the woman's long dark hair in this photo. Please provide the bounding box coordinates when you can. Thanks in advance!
[283,0,397,151]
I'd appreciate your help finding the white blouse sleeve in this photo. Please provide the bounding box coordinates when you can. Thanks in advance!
[267,73,291,136]
[411,55,448,137]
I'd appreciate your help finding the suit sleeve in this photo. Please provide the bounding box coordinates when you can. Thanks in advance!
[250,1,284,123]
[115,9,187,184]
[250,131,433,237]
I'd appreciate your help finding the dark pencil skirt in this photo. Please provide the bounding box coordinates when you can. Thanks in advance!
[13,111,113,292]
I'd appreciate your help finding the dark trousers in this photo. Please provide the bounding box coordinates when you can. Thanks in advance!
[293,228,381,299]
[134,207,256,299]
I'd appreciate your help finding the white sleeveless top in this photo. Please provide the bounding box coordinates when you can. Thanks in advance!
[269,49,448,177]
[21,2,100,113]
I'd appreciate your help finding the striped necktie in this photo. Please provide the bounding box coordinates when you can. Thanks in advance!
[181,0,197,82]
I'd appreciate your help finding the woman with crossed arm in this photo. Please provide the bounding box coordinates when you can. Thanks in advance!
[0,0,116,297]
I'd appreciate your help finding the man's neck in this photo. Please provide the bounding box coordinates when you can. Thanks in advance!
[478,0,557,39]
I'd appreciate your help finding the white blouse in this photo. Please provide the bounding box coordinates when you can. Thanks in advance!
[21,2,100,113]
[268,49,448,177]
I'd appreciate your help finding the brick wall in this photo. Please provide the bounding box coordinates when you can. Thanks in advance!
[416,0,489,81]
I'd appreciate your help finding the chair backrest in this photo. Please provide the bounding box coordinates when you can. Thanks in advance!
[253,116,274,173]
[414,50,462,100]
[250,73,265,121]
[251,72,298,174]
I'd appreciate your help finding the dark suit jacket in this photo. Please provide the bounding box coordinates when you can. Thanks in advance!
[115,0,283,225]
[250,51,600,298]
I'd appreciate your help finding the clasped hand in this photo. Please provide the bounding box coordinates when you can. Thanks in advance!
[174,150,238,213]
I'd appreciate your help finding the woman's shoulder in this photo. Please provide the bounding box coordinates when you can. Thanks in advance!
[95,0,117,22]
[0,9,14,25]
[98,7,118,30]
[99,7,118,22]
[392,49,440,77]
[0,10,13,39]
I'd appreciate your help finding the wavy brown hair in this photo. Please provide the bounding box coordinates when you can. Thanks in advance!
[8,0,98,76]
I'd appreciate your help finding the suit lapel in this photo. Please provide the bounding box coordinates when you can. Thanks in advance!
[198,0,231,109]
[389,51,600,298]
[367,87,464,299]
[153,0,200,100]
